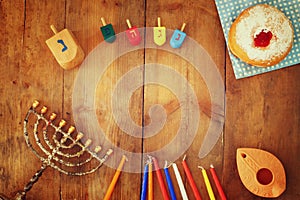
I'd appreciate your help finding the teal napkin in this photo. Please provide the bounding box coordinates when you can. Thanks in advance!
[215,0,300,79]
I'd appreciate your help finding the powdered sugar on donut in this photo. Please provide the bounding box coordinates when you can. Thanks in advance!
[235,5,293,62]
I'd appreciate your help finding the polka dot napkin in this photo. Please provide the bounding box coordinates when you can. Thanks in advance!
[215,0,300,79]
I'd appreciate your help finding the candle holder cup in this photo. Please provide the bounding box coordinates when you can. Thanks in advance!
[0,101,113,200]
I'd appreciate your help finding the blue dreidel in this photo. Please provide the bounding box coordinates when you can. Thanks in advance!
[170,23,187,48]
[100,17,116,43]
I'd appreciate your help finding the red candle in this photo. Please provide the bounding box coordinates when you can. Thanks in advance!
[182,155,202,200]
[152,157,170,200]
[209,164,227,200]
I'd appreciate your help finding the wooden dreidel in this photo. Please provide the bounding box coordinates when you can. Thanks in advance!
[170,23,187,48]
[100,17,116,43]
[153,17,166,46]
[125,19,142,46]
[236,148,286,198]
[46,25,85,70]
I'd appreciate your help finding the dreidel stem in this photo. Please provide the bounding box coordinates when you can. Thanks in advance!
[157,17,161,27]
[180,23,186,32]
[50,25,58,34]
[126,19,132,29]
[101,17,107,26]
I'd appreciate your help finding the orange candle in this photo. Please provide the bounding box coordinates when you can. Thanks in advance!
[103,155,127,200]
[148,161,153,200]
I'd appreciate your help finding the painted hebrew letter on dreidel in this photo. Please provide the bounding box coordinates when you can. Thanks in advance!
[46,25,85,70]
[57,39,68,52]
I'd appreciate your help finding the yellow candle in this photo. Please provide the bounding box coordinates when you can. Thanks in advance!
[103,155,127,200]
[148,161,153,200]
[199,166,215,200]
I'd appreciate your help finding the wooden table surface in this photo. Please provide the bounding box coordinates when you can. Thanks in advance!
[0,0,299,199]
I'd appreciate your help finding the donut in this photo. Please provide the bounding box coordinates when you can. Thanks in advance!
[228,4,294,67]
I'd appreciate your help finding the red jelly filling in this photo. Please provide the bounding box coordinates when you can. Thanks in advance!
[254,30,273,47]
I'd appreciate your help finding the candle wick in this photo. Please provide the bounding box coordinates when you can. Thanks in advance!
[164,161,168,168]
[123,155,128,162]
[164,160,173,168]
[182,154,187,161]
[198,166,204,170]
[210,164,214,168]
[147,155,153,164]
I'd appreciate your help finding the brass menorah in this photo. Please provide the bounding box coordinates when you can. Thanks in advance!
[0,101,113,200]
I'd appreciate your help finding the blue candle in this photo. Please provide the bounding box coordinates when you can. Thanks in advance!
[164,165,177,200]
[141,164,149,200]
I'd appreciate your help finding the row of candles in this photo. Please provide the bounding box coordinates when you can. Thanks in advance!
[103,155,226,200]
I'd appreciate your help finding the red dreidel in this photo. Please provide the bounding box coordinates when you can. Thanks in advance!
[100,17,116,43]
[153,17,166,46]
[125,19,142,46]
[170,23,187,48]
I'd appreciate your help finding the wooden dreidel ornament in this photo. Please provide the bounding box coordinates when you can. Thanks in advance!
[100,17,116,43]
[46,25,84,70]
[236,148,286,198]
[153,17,166,46]
[170,23,187,48]
[125,19,142,46]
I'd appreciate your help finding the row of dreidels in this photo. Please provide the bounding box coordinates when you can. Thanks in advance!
[100,17,187,48]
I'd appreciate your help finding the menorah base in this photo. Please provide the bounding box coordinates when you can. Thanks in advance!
[0,191,26,200]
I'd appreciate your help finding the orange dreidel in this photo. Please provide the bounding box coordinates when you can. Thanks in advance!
[153,17,166,46]
[45,25,85,70]
[100,17,116,43]
[236,148,286,198]
[170,23,187,48]
[125,19,142,46]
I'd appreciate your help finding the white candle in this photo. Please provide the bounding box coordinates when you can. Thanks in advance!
[172,163,189,200]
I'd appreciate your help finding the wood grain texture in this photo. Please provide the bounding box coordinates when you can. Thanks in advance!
[0,0,299,199]
[224,50,300,199]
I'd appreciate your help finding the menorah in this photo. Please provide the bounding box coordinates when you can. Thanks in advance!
[0,101,113,200]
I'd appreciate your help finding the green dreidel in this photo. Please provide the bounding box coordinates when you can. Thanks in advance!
[100,17,116,43]
[45,25,85,70]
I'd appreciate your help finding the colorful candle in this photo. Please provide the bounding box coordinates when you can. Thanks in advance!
[199,166,215,200]
[172,163,189,200]
[148,161,153,200]
[152,157,170,200]
[182,156,202,200]
[209,164,227,200]
[103,155,127,200]
[164,162,177,200]
[141,164,149,200]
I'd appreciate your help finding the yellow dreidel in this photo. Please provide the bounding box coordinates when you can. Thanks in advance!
[153,17,166,46]
[46,25,85,70]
